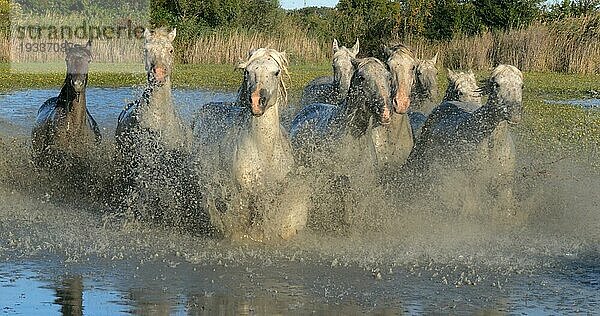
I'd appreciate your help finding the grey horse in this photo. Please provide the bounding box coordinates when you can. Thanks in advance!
[405,65,523,216]
[411,68,483,139]
[192,48,308,241]
[114,28,204,231]
[32,40,101,169]
[412,53,439,115]
[444,69,483,110]
[289,57,394,232]
[299,39,359,107]
[289,57,393,165]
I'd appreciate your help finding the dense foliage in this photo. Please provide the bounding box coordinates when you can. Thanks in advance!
[2,0,599,63]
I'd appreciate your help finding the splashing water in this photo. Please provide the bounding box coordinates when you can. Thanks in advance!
[0,88,598,313]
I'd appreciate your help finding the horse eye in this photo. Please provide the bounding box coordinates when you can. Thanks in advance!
[169,49,173,54]
[275,70,281,76]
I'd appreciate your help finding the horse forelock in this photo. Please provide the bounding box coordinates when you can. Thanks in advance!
[67,44,91,60]
[238,48,290,106]
[491,64,523,83]
[355,57,386,71]
[386,43,415,62]
[144,28,175,67]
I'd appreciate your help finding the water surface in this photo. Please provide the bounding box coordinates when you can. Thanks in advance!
[0,88,598,314]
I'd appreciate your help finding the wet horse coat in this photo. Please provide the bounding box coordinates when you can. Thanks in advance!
[405,65,523,216]
[32,40,101,168]
[114,28,202,230]
[192,48,307,240]
[289,58,394,166]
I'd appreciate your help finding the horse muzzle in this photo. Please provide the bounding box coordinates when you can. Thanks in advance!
[380,104,392,125]
[72,79,86,93]
[393,95,410,114]
[505,102,522,124]
[250,88,268,116]
[151,66,169,85]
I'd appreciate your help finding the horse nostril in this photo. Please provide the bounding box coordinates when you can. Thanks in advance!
[260,96,266,105]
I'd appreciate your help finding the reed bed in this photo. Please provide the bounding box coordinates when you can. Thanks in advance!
[180,28,329,65]
[6,12,145,67]
[2,13,599,74]
[0,36,8,62]
[180,16,600,74]
[407,16,600,74]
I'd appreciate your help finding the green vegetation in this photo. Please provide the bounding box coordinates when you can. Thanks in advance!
[0,62,331,92]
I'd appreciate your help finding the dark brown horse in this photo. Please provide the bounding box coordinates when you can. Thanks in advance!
[32,40,101,168]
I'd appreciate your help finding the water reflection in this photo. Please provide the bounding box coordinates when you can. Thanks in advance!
[128,288,173,315]
[54,276,84,316]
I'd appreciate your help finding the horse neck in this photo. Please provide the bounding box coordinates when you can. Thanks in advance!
[57,74,88,127]
[413,82,437,107]
[248,99,285,149]
[146,79,173,109]
[340,90,371,138]
[461,98,505,142]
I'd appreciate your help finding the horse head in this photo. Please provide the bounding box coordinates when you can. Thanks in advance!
[332,38,359,93]
[65,40,92,94]
[237,48,289,117]
[143,27,176,86]
[445,69,482,104]
[482,65,523,124]
[349,58,393,126]
[414,53,438,101]
[385,43,416,114]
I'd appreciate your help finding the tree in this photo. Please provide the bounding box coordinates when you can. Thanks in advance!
[544,0,600,20]
[336,0,402,57]
[473,0,543,30]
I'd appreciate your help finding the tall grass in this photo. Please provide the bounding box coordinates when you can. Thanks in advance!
[6,12,145,66]
[2,14,599,74]
[0,36,8,62]
[407,15,600,74]
[179,27,329,65]
[178,15,600,73]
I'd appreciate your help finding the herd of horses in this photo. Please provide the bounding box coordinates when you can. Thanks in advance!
[30,27,524,241]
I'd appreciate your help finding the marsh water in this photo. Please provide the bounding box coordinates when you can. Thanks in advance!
[0,88,599,314]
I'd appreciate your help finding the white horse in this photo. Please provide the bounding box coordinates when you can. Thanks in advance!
[370,44,416,170]
[406,65,523,217]
[115,28,203,230]
[444,69,483,110]
[192,48,308,241]
[299,39,359,107]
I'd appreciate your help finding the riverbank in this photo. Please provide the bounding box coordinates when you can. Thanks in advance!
[2,63,598,97]
[0,63,330,92]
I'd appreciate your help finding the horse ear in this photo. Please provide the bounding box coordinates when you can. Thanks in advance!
[248,48,258,58]
[447,69,456,81]
[143,28,152,39]
[432,52,438,64]
[351,38,360,57]
[333,39,339,53]
[384,46,393,57]
[468,69,476,80]
[86,39,92,50]
[168,28,177,42]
